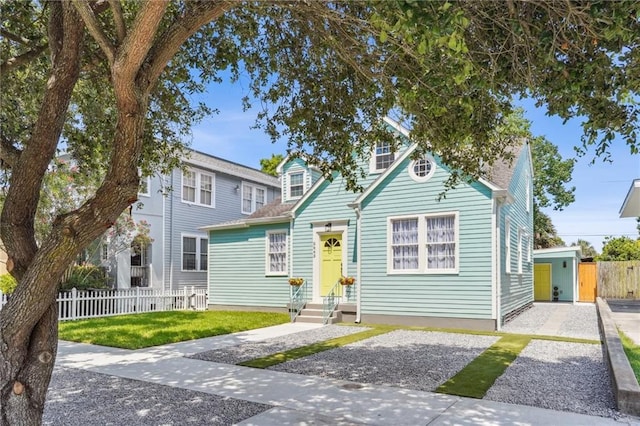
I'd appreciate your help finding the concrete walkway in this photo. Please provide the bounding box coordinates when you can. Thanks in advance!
[55,323,635,425]
[607,300,640,345]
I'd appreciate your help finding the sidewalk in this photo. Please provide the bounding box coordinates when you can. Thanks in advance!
[54,323,635,426]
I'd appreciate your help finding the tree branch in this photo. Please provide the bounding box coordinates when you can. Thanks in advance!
[114,0,169,89]
[144,1,236,91]
[72,0,115,66]
[0,136,22,169]
[108,0,127,43]
[0,44,48,74]
[0,29,33,45]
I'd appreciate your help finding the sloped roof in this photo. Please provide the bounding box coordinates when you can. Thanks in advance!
[620,179,640,218]
[186,149,280,188]
[484,142,527,190]
[248,197,295,219]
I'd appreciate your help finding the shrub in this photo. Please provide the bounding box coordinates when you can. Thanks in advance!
[0,274,17,294]
[60,265,108,291]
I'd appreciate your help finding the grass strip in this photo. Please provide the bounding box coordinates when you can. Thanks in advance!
[436,335,531,399]
[58,311,290,349]
[619,330,640,384]
[238,325,394,368]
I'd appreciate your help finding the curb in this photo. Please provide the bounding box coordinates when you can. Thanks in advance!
[596,297,640,416]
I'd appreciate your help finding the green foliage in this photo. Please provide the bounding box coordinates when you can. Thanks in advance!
[597,236,640,261]
[619,330,640,384]
[259,154,284,177]
[0,274,17,295]
[58,310,289,349]
[571,239,598,258]
[534,206,565,249]
[60,265,108,291]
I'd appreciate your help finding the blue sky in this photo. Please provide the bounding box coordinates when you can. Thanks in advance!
[188,80,639,252]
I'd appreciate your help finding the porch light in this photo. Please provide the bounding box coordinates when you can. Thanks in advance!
[325,222,332,232]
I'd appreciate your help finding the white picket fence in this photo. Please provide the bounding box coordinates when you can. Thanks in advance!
[0,287,207,321]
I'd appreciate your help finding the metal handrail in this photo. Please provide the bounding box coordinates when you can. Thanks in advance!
[322,279,342,324]
[289,280,308,322]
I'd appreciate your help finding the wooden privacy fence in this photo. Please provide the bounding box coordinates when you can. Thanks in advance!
[0,287,208,321]
[597,261,640,300]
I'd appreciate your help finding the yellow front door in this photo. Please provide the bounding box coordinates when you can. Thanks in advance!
[534,263,552,301]
[320,234,342,296]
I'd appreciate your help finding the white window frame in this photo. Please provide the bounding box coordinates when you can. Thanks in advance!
[265,230,288,276]
[101,244,109,262]
[181,234,208,272]
[505,216,511,274]
[138,170,151,197]
[525,173,530,213]
[287,171,306,200]
[408,156,436,183]
[181,169,215,207]
[370,141,396,173]
[387,211,459,275]
[241,182,267,214]
[517,228,523,274]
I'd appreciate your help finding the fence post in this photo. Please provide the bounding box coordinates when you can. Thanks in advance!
[136,286,140,312]
[191,285,195,309]
[71,287,77,321]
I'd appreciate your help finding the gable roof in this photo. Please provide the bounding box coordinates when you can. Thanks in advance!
[620,179,640,218]
[484,142,529,190]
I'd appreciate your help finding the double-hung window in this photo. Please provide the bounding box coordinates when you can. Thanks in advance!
[182,235,208,271]
[505,216,512,274]
[242,183,267,214]
[266,231,287,275]
[288,172,304,199]
[388,212,458,274]
[371,141,395,172]
[182,169,214,207]
[517,228,523,274]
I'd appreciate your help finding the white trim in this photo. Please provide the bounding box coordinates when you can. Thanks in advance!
[408,156,436,183]
[525,172,531,213]
[180,233,208,272]
[620,179,640,218]
[181,168,216,208]
[138,175,151,197]
[265,230,288,276]
[386,211,459,275]
[184,152,279,188]
[312,221,349,302]
[517,227,523,275]
[533,246,582,256]
[241,181,267,214]
[505,216,511,274]
[275,154,321,175]
[287,170,307,200]
[369,139,397,174]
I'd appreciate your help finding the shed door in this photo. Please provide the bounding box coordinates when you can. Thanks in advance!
[320,234,342,297]
[534,264,552,301]
[579,262,597,302]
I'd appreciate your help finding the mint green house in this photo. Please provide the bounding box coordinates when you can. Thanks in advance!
[203,118,534,330]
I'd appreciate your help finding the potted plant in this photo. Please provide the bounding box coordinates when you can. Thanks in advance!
[339,276,355,286]
[288,277,304,286]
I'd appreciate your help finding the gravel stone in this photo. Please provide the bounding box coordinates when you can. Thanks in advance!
[189,325,368,364]
[43,367,271,426]
[270,330,499,391]
[502,304,600,340]
[484,340,618,418]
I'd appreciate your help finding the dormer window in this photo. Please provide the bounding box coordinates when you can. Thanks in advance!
[371,141,395,173]
[289,171,304,198]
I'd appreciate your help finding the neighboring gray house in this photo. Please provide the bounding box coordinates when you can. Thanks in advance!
[104,149,280,291]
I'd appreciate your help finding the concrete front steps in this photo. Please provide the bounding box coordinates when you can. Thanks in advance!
[294,303,342,324]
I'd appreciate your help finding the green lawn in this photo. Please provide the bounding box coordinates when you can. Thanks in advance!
[58,310,290,349]
[619,330,640,384]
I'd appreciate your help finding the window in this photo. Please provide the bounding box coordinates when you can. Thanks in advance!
[289,172,304,198]
[390,218,419,271]
[242,183,267,214]
[517,228,523,274]
[182,235,207,271]
[266,231,287,275]
[139,176,150,197]
[200,238,208,271]
[101,244,108,262]
[371,141,395,172]
[182,171,196,203]
[426,215,456,271]
[505,216,511,274]
[182,169,214,207]
[409,156,435,182]
[388,212,458,274]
